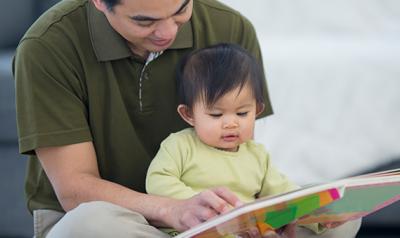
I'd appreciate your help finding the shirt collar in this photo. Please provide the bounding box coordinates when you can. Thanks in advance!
[87,1,193,62]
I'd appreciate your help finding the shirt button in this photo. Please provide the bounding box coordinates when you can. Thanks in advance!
[143,72,149,80]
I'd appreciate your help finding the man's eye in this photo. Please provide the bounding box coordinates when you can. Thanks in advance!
[237,112,248,117]
[209,113,222,118]
[177,6,188,15]
[136,21,155,27]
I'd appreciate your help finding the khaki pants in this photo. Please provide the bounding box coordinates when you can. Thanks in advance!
[33,201,361,238]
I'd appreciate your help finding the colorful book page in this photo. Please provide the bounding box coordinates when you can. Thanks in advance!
[191,188,341,238]
[299,181,400,224]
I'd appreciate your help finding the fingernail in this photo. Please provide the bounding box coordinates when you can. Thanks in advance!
[235,201,244,207]
[221,205,231,213]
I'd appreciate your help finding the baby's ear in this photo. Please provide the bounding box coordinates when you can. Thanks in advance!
[177,104,195,126]
[256,103,265,117]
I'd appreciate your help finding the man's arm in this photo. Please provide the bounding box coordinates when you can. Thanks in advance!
[36,141,242,231]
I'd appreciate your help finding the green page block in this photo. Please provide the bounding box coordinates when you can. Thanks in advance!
[265,206,297,228]
[295,195,320,217]
[265,195,321,228]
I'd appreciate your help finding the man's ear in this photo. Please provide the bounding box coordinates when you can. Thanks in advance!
[92,0,108,12]
[177,104,195,126]
[256,103,265,117]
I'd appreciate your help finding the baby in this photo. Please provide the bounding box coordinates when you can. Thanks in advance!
[146,43,318,236]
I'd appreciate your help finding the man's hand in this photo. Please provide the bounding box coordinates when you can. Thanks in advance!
[161,187,243,232]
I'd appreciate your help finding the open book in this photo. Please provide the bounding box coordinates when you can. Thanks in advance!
[175,168,400,238]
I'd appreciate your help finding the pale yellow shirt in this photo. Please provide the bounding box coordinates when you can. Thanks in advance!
[146,128,298,202]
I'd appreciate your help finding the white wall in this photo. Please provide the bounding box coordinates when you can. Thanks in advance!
[219,0,400,184]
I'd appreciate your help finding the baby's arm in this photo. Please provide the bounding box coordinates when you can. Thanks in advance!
[146,138,197,200]
[258,151,299,198]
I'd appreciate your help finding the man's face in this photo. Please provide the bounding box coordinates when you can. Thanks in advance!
[93,0,193,57]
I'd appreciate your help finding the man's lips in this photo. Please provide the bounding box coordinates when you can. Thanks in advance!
[150,38,173,47]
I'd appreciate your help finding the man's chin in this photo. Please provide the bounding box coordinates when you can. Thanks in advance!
[147,41,174,52]
[148,46,170,53]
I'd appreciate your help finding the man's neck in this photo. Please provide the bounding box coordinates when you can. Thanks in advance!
[128,43,149,59]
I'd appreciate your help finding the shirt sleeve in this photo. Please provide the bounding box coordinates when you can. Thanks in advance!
[14,38,92,155]
[258,150,299,197]
[145,134,197,200]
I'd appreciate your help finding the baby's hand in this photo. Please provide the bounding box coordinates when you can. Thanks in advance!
[263,222,296,238]
[321,221,347,229]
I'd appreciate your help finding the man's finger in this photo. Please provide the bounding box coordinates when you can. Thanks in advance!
[197,190,232,213]
[198,207,218,221]
[212,187,243,207]
[180,212,203,229]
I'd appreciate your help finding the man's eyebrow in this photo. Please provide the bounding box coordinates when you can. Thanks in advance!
[174,0,190,15]
[130,15,160,22]
[130,0,190,22]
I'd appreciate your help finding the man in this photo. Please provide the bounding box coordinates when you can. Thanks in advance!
[13,0,360,237]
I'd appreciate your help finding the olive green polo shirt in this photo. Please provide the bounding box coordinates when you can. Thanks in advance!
[14,0,273,213]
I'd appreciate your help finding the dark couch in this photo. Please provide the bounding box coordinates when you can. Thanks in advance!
[0,1,59,237]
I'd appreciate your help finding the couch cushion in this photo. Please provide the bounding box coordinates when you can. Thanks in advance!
[39,0,62,14]
[0,0,61,48]
[0,144,32,237]
[0,50,18,142]
[0,0,36,48]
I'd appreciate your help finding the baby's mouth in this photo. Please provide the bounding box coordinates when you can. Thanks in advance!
[222,134,239,142]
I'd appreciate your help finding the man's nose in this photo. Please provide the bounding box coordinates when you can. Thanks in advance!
[154,18,178,39]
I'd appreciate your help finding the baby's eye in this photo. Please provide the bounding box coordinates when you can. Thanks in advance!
[209,113,222,118]
[237,112,248,117]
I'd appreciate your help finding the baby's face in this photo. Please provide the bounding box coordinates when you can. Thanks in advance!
[191,84,258,151]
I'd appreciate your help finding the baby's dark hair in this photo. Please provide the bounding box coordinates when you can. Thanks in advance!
[177,43,264,109]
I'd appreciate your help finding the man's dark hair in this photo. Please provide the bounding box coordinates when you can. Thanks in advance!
[177,43,265,109]
[101,0,121,11]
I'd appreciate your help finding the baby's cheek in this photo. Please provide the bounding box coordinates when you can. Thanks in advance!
[242,127,255,140]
